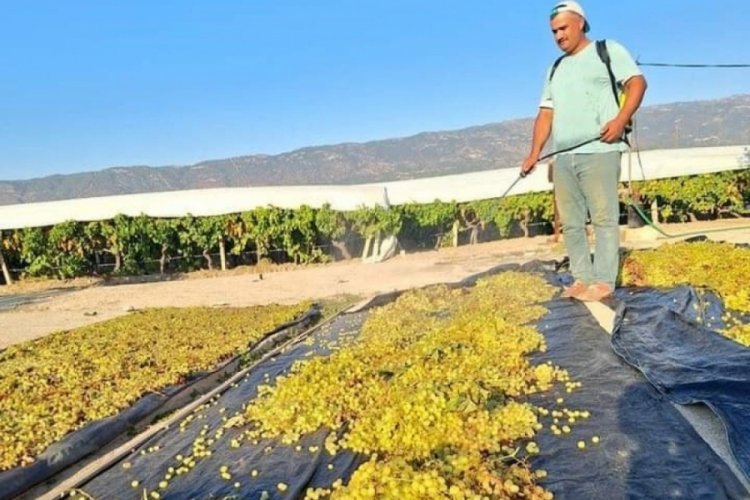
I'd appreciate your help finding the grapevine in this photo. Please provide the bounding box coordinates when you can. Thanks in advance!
[2,169,746,281]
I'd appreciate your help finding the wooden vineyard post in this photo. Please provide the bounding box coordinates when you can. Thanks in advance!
[0,246,12,285]
[219,238,227,271]
[361,235,373,261]
[553,195,561,243]
[548,161,561,243]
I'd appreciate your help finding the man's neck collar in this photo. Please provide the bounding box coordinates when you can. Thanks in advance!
[567,37,591,55]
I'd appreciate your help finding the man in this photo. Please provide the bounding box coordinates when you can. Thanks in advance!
[521,1,647,301]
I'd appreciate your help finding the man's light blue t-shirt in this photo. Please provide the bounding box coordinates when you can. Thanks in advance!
[540,39,641,154]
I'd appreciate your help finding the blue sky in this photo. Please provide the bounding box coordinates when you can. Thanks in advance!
[1,1,749,181]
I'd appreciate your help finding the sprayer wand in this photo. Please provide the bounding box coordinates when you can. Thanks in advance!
[499,135,602,199]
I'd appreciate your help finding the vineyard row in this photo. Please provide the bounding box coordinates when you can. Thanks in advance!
[1,169,748,282]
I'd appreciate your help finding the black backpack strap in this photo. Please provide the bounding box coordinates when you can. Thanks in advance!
[595,40,620,106]
[596,39,631,143]
[548,54,566,81]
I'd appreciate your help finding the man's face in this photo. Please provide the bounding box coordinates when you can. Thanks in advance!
[550,12,585,54]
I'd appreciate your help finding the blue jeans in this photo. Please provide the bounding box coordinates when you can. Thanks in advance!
[554,152,621,287]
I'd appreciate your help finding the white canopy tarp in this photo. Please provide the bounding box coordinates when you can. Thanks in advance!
[0,145,747,231]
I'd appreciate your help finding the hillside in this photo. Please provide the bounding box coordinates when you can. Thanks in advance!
[1,94,748,206]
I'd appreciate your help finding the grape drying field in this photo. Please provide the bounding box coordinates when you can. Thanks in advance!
[2,231,750,499]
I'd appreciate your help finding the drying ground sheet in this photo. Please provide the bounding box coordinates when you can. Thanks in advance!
[78,311,370,500]
[529,291,747,499]
[74,265,749,499]
[612,285,750,489]
[79,273,568,499]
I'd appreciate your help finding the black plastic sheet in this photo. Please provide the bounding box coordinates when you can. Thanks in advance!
[76,313,369,500]
[529,294,747,500]
[612,289,750,483]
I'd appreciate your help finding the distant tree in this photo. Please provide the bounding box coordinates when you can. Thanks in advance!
[349,205,402,259]
[281,205,324,264]
[399,201,457,249]
[86,219,123,273]
[83,215,151,274]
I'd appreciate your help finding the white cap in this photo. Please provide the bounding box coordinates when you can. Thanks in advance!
[550,1,591,32]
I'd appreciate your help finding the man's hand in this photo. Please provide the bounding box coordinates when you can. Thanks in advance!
[521,154,539,176]
[600,117,628,143]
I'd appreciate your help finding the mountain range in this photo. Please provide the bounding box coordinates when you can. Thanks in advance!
[1,94,749,206]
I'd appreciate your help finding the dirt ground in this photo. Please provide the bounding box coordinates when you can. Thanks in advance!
[2,218,750,349]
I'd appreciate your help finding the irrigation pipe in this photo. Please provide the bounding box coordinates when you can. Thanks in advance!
[627,203,750,239]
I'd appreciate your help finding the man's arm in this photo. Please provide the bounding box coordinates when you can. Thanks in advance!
[600,75,647,143]
[521,107,554,174]
[619,75,647,123]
